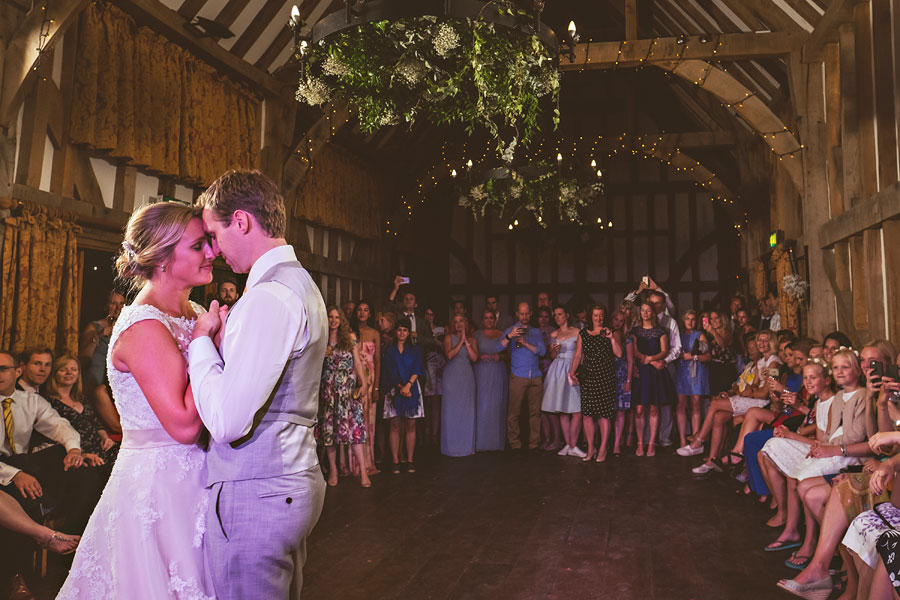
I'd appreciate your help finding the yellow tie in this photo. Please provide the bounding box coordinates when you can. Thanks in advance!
[2,398,15,454]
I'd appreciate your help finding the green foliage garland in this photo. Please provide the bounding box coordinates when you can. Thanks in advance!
[295,8,560,145]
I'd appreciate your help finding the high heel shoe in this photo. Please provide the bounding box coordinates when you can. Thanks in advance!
[582,449,596,462]
[775,575,832,600]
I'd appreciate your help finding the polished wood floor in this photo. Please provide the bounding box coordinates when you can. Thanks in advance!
[301,446,798,600]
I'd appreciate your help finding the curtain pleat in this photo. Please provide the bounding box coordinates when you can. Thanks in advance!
[68,1,261,185]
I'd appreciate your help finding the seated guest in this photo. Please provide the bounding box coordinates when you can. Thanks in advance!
[215,277,240,308]
[541,306,583,458]
[78,290,125,391]
[318,307,370,487]
[808,343,824,360]
[762,348,874,554]
[676,330,781,473]
[441,314,478,457]
[496,303,546,450]
[823,330,854,363]
[474,310,507,452]
[16,346,52,394]
[383,317,426,472]
[733,309,756,371]
[676,310,710,449]
[779,348,900,598]
[705,310,736,396]
[44,354,118,466]
[0,350,104,596]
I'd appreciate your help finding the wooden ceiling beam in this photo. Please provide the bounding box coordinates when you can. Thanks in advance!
[216,0,255,28]
[118,0,289,100]
[559,32,804,71]
[803,0,866,62]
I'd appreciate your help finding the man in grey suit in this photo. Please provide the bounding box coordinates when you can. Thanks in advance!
[190,169,328,599]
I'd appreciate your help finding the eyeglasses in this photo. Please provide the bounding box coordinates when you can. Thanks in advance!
[0,366,16,373]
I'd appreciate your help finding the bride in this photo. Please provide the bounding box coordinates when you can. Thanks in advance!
[57,202,217,599]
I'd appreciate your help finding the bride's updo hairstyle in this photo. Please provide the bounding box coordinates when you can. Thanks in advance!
[115,202,200,290]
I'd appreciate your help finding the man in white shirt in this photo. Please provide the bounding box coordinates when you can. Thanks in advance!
[758,291,782,332]
[486,294,514,330]
[15,347,52,394]
[191,169,328,600]
[388,276,436,352]
[0,350,104,595]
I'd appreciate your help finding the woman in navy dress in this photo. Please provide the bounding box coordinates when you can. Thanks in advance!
[474,310,507,451]
[675,310,710,449]
[382,317,426,473]
[631,302,675,457]
[441,313,479,457]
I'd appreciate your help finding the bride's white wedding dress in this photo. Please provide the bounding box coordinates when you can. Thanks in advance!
[57,303,214,600]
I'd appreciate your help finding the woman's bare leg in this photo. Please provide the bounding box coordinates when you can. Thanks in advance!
[647,406,659,456]
[677,395,689,447]
[867,558,899,600]
[634,406,646,456]
[614,410,626,453]
[689,398,733,449]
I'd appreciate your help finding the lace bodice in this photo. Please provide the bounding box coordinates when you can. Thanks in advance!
[107,302,204,431]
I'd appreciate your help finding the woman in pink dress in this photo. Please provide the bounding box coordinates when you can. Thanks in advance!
[351,300,381,475]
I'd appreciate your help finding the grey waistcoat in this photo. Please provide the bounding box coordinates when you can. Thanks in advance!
[205,260,328,485]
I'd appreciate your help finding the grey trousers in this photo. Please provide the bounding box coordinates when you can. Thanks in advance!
[206,466,326,600]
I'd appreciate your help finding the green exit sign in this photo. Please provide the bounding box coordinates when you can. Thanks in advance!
[769,230,784,248]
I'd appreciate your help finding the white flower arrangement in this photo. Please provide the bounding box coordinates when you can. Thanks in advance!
[295,76,332,106]
[396,58,427,86]
[433,23,460,57]
[782,273,809,300]
[322,55,350,77]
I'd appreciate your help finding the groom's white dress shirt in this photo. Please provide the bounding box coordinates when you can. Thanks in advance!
[189,245,310,446]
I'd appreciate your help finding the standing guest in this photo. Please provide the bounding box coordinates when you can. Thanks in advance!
[631,302,674,457]
[341,301,356,322]
[316,306,372,487]
[442,314,478,457]
[733,309,756,371]
[16,347,52,394]
[705,310,736,396]
[496,303,546,450]
[350,300,381,477]
[375,311,397,462]
[536,291,552,310]
[573,305,588,330]
[757,291,782,332]
[44,355,118,466]
[676,310,710,449]
[215,278,240,308]
[486,294,514,331]
[382,318,426,472]
[542,306,584,458]
[571,305,620,462]
[387,276,434,350]
[422,307,446,447]
[823,330,853,363]
[78,290,125,390]
[611,309,635,456]
[536,306,561,450]
[474,311,507,452]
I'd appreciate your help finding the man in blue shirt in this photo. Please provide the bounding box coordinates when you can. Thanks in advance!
[496,302,546,449]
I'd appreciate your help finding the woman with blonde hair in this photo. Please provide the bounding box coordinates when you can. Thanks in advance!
[58,201,216,599]
[44,354,117,466]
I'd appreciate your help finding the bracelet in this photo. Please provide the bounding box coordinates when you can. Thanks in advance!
[840,445,848,457]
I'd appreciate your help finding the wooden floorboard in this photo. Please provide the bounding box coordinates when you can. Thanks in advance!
[300,450,793,600]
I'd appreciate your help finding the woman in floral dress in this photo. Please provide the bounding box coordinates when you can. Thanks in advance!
[318,307,370,488]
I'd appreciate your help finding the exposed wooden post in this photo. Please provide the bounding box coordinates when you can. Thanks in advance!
[625,0,638,41]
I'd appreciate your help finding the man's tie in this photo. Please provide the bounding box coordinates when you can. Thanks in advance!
[2,398,16,454]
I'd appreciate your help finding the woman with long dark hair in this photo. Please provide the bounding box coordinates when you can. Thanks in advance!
[382,317,426,472]
[350,300,381,476]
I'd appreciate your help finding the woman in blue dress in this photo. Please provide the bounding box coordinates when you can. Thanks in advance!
[631,302,675,457]
[474,310,507,451]
[441,313,479,457]
[676,310,710,449]
[541,306,584,458]
[382,317,426,473]
[611,309,634,456]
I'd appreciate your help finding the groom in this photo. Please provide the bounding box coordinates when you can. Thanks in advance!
[189,169,328,599]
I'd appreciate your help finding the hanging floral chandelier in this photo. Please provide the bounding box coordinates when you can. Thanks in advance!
[289,0,569,148]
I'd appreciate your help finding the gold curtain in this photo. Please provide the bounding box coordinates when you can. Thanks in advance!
[296,144,383,240]
[69,2,260,185]
[0,205,80,356]
[772,248,799,334]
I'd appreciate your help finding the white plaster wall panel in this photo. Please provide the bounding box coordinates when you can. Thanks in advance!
[243,1,294,65]
[89,157,117,208]
[134,171,160,210]
[39,134,54,192]
[174,184,194,203]
[220,0,269,51]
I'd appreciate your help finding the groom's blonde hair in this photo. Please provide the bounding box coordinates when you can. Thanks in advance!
[198,169,286,238]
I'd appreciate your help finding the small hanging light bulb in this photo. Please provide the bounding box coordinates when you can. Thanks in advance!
[451,169,457,178]
[590,159,597,169]
[568,21,577,39]
[608,220,613,228]
[467,159,473,169]
[514,219,519,226]
[290,5,301,26]
[508,224,514,230]
[596,170,603,178]
[557,152,563,164]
